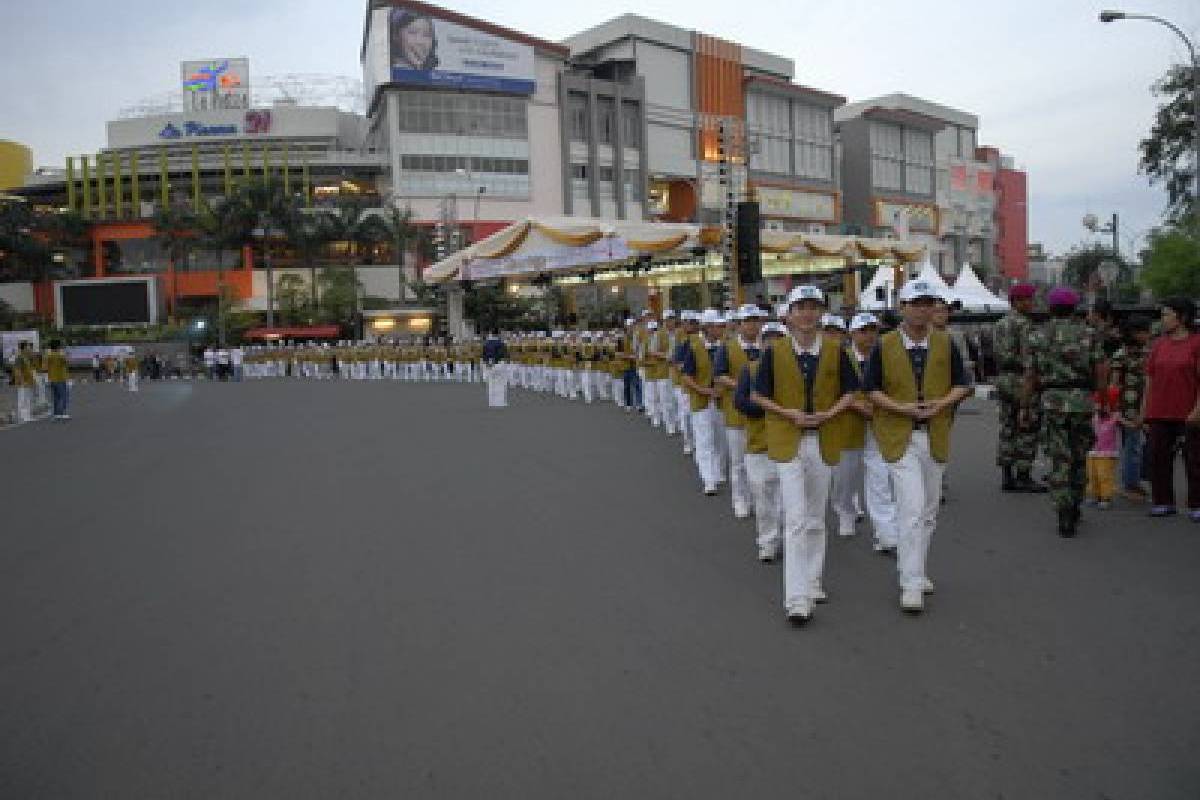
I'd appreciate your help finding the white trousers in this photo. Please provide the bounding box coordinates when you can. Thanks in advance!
[580,370,594,403]
[725,426,753,516]
[777,435,833,609]
[16,386,32,423]
[485,363,508,407]
[690,403,724,491]
[835,433,900,546]
[745,452,782,555]
[888,431,945,591]
[656,379,676,434]
[612,377,626,407]
[676,388,693,451]
[127,372,139,392]
[644,375,661,425]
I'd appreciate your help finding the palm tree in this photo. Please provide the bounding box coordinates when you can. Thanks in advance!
[228,180,293,328]
[197,196,256,345]
[323,198,372,266]
[281,206,333,309]
[370,204,425,304]
[152,206,198,313]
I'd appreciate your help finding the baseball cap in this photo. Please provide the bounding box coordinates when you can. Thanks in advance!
[897,280,942,303]
[761,321,787,337]
[646,320,659,330]
[786,285,826,307]
[849,312,880,331]
[662,309,677,319]
[700,308,725,326]
[820,314,847,331]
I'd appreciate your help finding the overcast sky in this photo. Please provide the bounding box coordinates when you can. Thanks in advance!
[1,0,1196,257]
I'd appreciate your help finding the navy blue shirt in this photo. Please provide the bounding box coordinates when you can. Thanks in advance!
[734,365,764,418]
[714,342,762,377]
[681,337,721,378]
[753,338,860,414]
[482,338,507,364]
[861,334,971,396]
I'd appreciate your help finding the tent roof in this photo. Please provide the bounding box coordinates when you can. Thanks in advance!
[948,263,1010,310]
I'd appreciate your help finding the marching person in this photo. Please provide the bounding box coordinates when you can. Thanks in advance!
[673,311,700,455]
[482,330,509,408]
[658,311,680,435]
[751,286,859,624]
[735,320,787,561]
[1024,287,1107,537]
[864,279,972,612]
[45,339,71,420]
[834,312,899,551]
[123,348,140,392]
[715,304,767,519]
[992,283,1046,492]
[680,309,728,496]
[12,341,36,423]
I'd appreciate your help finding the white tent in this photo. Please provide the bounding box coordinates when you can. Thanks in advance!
[913,260,951,294]
[948,263,1010,311]
[858,267,896,310]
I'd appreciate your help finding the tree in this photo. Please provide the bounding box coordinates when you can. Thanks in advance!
[1139,218,1200,298]
[196,196,256,345]
[316,266,361,325]
[276,273,309,324]
[153,206,198,312]
[1139,63,1198,222]
[280,207,331,308]
[367,204,424,304]
[1062,243,1133,291]
[229,179,293,327]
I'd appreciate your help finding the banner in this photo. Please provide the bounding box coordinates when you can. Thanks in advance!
[388,4,535,94]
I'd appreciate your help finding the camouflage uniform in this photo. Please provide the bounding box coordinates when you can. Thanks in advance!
[993,310,1041,473]
[1025,317,1104,520]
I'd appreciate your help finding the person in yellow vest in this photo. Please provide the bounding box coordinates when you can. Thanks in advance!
[714,304,768,519]
[863,279,972,613]
[642,319,669,426]
[835,313,899,551]
[680,309,729,495]
[12,341,37,423]
[673,311,700,455]
[750,285,860,625]
[658,310,680,435]
[735,321,788,560]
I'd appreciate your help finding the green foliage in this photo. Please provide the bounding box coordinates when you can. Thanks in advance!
[1062,243,1133,290]
[315,267,360,324]
[1139,219,1200,298]
[275,273,310,324]
[464,282,539,331]
[1139,63,1198,222]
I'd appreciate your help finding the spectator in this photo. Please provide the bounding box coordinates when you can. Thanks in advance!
[1086,387,1121,510]
[1111,314,1152,500]
[1140,297,1200,519]
[202,347,216,379]
[45,339,71,420]
[216,347,231,380]
[231,346,244,382]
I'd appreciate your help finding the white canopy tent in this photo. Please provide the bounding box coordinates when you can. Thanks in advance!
[858,267,896,310]
[946,263,1010,311]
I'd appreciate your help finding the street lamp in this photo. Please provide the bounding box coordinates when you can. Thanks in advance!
[1100,10,1200,220]
[1082,212,1120,256]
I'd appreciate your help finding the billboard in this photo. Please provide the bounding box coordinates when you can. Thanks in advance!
[57,279,158,328]
[181,58,250,111]
[385,5,535,94]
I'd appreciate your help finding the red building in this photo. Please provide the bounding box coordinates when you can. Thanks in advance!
[977,146,1028,281]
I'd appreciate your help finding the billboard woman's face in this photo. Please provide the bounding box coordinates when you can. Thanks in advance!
[399,17,434,68]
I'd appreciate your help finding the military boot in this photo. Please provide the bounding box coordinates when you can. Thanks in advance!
[1057,506,1077,537]
[1001,466,1017,492]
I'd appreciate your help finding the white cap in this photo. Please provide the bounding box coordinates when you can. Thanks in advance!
[786,285,826,306]
[624,318,634,327]
[775,303,789,320]
[700,308,725,326]
[662,309,677,319]
[849,312,881,331]
[680,310,698,322]
[737,304,769,320]
[646,320,659,330]
[761,321,787,337]
[820,314,847,331]
[897,279,942,303]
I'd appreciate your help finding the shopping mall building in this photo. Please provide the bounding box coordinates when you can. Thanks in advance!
[4,0,1027,326]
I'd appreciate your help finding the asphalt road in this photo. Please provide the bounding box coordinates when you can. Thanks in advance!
[2,377,1199,799]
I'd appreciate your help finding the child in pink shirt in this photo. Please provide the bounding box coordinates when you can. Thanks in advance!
[1087,387,1121,509]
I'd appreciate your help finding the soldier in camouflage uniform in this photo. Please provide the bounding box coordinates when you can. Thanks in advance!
[1024,287,1109,536]
[992,283,1046,492]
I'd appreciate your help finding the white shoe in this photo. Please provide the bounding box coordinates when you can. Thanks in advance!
[786,599,813,624]
[810,587,828,604]
[703,485,717,496]
[757,547,778,563]
[901,587,924,612]
[920,578,935,594]
[733,505,750,519]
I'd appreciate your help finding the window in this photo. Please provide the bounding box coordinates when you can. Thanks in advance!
[903,129,933,196]
[624,169,642,201]
[621,101,641,148]
[794,103,833,180]
[598,166,615,182]
[397,91,528,140]
[571,163,588,180]
[597,97,616,145]
[870,122,904,191]
[567,91,589,142]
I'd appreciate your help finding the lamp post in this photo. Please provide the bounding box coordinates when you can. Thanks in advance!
[1100,10,1200,220]
[1082,212,1120,257]
[1098,259,1120,300]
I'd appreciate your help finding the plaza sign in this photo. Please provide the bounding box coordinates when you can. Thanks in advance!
[157,111,273,140]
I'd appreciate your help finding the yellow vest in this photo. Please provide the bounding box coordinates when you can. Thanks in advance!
[645,330,670,381]
[843,348,868,450]
[763,336,847,466]
[871,330,954,463]
[684,334,714,412]
[744,359,768,455]
[720,338,751,429]
[13,353,36,387]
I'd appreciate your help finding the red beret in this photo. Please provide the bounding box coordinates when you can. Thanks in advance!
[1008,283,1036,300]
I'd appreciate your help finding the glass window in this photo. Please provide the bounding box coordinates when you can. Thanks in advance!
[621,101,641,148]
[624,169,641,200]
[571,163,588,180]
[568,92,589,142]
[396,90,527,140]
[597,97,616,145]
